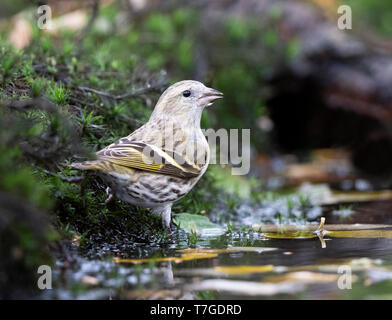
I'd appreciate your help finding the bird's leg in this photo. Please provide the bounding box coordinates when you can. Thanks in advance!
[151,204,172,231]
[161,205,172,231]
[104,186,114,204]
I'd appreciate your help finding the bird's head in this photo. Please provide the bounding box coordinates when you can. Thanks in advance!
[151,80,223,121]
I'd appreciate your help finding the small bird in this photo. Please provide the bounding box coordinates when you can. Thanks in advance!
[71,80,223,230]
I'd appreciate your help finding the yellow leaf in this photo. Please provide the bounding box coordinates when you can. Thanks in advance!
[253,223,391,233]
[264,271,341,284]
[262,231,317,239]
[214,265,274,275]
[177,247,277,254]
[113,252,218,264]
[325,230,392,238]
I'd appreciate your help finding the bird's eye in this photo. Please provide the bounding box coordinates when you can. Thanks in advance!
[182,90,191,97]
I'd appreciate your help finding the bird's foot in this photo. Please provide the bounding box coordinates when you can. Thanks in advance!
[157,205,172,232]
[104,187,114,205]
[151,204,172,233]
[162,211,171,232]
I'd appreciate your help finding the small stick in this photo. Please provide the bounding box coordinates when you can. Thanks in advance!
[315,217,326,248]
[40,169,84,183]
[104,186,114,204]
[77,82,164,101]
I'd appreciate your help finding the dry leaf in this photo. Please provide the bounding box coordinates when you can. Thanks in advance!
[264,271,340,284]
[113,252,218,264]
[187,279,304,296]
[48,10,87,34]
[177,247,277,254]
[81,275,99,285]
[214,265,274,275]
[9,18,32,49]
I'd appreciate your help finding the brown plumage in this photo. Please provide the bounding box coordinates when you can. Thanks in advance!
[71,80,223,230]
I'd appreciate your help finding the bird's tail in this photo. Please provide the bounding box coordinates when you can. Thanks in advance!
[69,160,131,174]
[69,160,105,171]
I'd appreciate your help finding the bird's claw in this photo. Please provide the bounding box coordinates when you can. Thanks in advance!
[104,187,114,204]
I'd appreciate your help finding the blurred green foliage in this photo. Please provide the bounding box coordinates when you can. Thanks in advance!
[343,0,392,36]
[0,1,349,259]
[2,0,386,252]
[0,144,51,208]
[130,8,286,149]
[0,3,239,257]
[0,0,391,298]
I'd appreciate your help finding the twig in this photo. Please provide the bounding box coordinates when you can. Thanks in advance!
[77,86,114,99]
[104,186,114,204]
[2,97,57,113]
[40,168,84,183]
[315,217,326,249]
[121,114,144,126]
[317,217,326,231]
[75,0,100,41]
[69,96,96,107]
[77,82,163,101]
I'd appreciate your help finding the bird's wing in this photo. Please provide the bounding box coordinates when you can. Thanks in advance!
[96,140,201,179]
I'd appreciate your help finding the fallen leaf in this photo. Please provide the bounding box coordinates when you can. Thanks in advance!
[187,279,304,296]
[48,10,88,34]
[176,248,233,254]
[261,231,317,239]
[214,265,274,275]
[298,182,392,205]
[326,190,392,204]
[227,246,277,253]
[173,213,226,236]
[81,275,99,285]
[325,229,392,238]
[264,271,340,284]
[253,218,392,244]
[285,149,352,185]
[177,247,277,254]
[252,223,392,233]
[113,252,218,264]
[9,18,32,49]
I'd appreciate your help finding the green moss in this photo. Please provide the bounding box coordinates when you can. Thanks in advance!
[225,18,250,42]
[0,2,270,257]
[344,0,392,37]
[0,43,21,84]
[46,82,69,105]
[146,13,175,36]
[30,77,47,97]
[0,145,51,208]
[177,38,193,70]
[286,38,301,60]
[263,29,278,48]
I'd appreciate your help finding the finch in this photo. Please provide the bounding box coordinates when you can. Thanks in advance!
[70,80,223,230]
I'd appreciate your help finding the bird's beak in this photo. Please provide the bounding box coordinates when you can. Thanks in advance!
[198,87,224,107]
